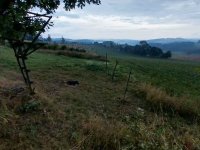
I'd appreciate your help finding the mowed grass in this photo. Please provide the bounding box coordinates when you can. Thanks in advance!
[1,46,200,149]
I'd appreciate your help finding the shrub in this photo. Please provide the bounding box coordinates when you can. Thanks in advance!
[60,45,67,50]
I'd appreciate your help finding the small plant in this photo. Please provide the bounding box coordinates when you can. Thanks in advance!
[18,100,40,113]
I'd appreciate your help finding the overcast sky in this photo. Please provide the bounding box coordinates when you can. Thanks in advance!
[44,0,200,40]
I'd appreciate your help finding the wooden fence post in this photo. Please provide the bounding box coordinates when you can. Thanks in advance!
[123,68,132,101]
[106,52,108,75]
[112,60,119,81]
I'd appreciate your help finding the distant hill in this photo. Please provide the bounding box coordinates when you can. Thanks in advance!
[147,38,199,44]
[50,38,199,44]
[149,42,200,54]
[50,38,139,45]
[48,38,200,54]
[109,39,138,45]
[52,38,95,44]
[111,38,199,45]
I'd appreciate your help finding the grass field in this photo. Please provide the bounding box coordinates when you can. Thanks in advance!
[1,45,200,149]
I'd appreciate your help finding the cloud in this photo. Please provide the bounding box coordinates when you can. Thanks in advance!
[44,0,200,39]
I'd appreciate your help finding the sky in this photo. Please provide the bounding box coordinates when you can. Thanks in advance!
[44,0,200,40]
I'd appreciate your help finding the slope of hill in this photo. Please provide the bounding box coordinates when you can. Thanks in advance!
[1,45,200,149]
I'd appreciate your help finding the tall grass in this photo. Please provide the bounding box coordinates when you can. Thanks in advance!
[133,83,200,118]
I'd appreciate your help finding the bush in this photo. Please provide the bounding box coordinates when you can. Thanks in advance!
[60,45,67,50]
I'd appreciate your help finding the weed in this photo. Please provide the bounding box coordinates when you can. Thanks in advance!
[18,100,40,113]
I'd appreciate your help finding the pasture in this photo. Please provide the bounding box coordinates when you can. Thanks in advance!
[0,45,200,149]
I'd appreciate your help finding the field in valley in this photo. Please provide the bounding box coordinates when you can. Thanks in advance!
[1,45,200,149]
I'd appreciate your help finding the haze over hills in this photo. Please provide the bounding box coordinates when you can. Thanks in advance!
[51,38,199,45]
[50,37,200,54]
[147,38,199,44]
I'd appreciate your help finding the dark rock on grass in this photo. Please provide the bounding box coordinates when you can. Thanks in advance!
[66,80,79,86]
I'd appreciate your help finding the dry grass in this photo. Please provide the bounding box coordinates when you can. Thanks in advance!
[72,114,200,150]
[1,73,200,149]
[78,116,131,150]
[133,83,200,118]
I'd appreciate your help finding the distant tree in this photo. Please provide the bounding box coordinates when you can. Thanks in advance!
[47,34,52,44]
[139,41,151,56]
[102,41,115,48]
[140,41,149,47]
[61,36,65,44]
[162,51,172,58]
[94,42,99,45]
[120,41,171,58]
[0,0,101,94]
[149,47,163,57]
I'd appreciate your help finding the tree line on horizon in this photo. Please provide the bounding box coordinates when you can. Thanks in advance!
[22,34,172,59]
[35,36,172,59]
[119,41,172,58]
[96,40,172,59]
